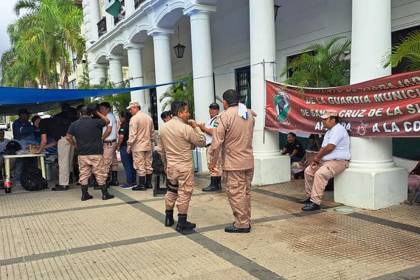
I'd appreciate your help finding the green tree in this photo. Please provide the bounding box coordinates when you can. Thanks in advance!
[159,75,194,117]
[283,37,351,87]
[387,30,420,71]
[1,0,85,88]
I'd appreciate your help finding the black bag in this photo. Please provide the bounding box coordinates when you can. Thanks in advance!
[4,141,22,155]
[20,158,48,191]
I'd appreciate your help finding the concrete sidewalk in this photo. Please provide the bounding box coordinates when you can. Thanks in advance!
[0,176,419,280]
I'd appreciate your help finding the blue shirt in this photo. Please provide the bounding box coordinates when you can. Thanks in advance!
[12,119,33,141]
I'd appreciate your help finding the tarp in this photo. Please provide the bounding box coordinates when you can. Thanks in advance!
[265,70,420,137]
[0,82,177,115]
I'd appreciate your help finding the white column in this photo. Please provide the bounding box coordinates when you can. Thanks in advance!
[185,5,216,124]
[82,0,101,44]
[334,0,407,210]
[125,0,135,16]
[149,28,174,128]
[125,43,150,114]
[107,55,124,86]
[93,63,107,85]
[249,0,290,185]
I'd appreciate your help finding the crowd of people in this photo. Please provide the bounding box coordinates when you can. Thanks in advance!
[0,88,352,234]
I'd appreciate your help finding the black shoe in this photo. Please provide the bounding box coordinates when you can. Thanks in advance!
[216,176,222,189]
[109,171,119,186]
[132,176,147,191]
[81,185,93,201]
[300,197,311,204]
[89,175,99,189]
[145,174,153,189]
[100,185,114,200]
[165,210,174,227]
[202,177,221,192]
[302,202,321,211]
[176,214,196,234]
[224,224,251,233]
[52,185,69,191]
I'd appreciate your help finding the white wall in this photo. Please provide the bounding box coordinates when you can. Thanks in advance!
[88,0,420,104]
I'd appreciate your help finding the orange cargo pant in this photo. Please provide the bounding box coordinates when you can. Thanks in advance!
[206,147,222,177]
[224,169,254,229]
[78,155,108,186]
[133,150,153,177]
[164,167,194,214]
[103,142,118,174]
[304,160,349,205]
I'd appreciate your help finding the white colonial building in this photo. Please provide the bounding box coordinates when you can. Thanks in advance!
[82,0,420,209]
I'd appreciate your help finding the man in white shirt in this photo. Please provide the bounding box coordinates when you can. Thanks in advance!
[198,103,222,192]
[302,110,350,211]
[99,102,119,186]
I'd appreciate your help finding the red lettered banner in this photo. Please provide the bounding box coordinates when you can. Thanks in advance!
[265,70,420,137]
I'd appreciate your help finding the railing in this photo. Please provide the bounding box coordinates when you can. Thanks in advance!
[135,0,146,9]
[97,17,107,38]
[114,0,126,25]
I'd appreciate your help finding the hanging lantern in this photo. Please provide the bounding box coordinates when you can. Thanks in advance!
[106,0,121,17]
[173,43,186,58]
[173,25,186,58]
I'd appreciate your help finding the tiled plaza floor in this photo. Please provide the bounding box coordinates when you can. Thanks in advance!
[0,174,419,280]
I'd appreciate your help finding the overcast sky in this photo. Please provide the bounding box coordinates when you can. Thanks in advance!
[0,1,18,57]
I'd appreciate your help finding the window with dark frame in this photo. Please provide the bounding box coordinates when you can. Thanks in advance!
[391,25,420,74]
[235,66,251,108]
[390,25,420,161]
[286,50,315,78]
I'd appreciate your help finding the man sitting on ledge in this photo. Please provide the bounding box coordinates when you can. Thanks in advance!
[302,110,350,211]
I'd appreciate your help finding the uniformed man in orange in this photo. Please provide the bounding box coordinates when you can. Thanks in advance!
[208,89,255,233]
[127,101,155,191]
[158,101,206,234]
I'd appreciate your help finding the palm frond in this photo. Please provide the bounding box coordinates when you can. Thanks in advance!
[389,30,420,69]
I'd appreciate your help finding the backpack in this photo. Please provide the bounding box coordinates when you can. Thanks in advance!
[4,141,22,155]
[20,158,48,191]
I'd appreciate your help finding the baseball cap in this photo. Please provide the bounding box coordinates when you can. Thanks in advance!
[126,101,140,110]
[320,110,338,119]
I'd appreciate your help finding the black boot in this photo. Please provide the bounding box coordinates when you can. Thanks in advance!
[216,176,222,190]
[132,176,147,191]
[300,197,311,204]
[202,177,221,192]
[81,185,93,201]
[165,210,174,227]
[176,214,196,234]
[109,171,119,186]
[302,202,321,211]
[145,174,153,189]
[100,185,114,200]
[90,175,100,190]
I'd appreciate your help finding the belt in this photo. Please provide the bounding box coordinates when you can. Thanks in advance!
[103,140,117,144]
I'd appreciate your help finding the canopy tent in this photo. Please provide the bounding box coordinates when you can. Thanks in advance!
[0,82,176,115]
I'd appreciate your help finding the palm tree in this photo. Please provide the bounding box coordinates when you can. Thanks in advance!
[14,0,40,15]
[387,30,420,71]
[283,37,351,87]
[1,0,85,88]
[159,75,194,118]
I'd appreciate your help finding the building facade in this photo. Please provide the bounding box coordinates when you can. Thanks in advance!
[82,0,420,209]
